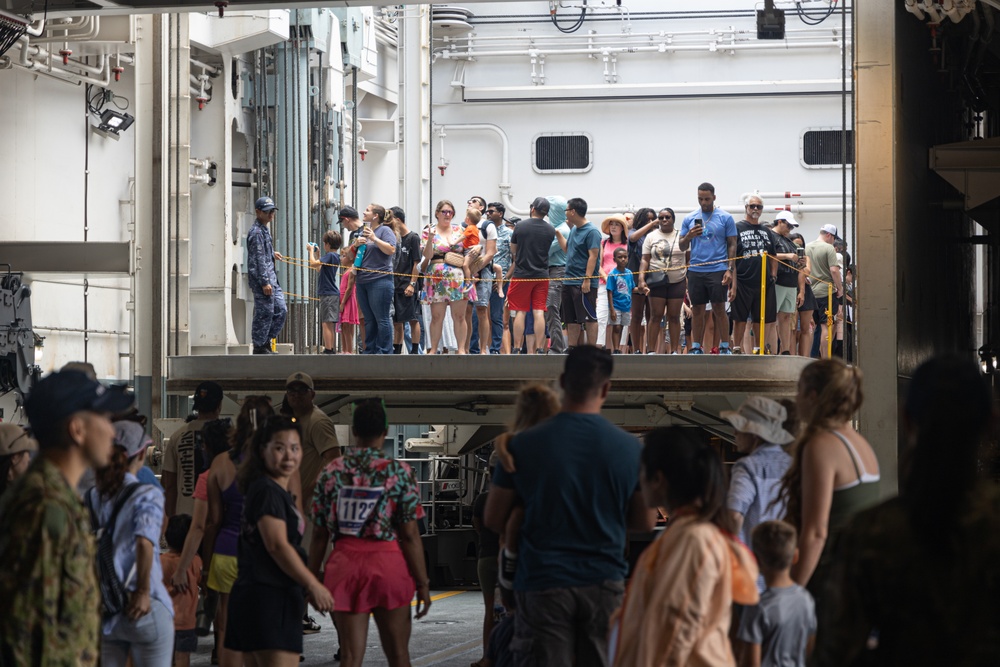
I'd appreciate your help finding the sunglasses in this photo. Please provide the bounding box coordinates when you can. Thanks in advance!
[440,210,455,216]
[658,215,673,221]
[747,204,764,210]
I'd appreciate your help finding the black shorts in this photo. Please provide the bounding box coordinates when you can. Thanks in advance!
[813,294,841,325]
[687,270,728,306]
[732,279,777,324]
[174,629,198,653]
[560,283,598,324]
[393,289,418,323]
[798,286,818,313]
[648,279,687,301]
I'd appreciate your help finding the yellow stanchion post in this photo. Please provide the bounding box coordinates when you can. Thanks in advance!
[759,253,767,355]
[827,290,834,358]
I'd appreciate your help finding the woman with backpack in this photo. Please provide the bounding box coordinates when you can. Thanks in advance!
[86,420,173,667]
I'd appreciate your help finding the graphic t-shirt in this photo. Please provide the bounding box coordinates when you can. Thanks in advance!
[492,413,641,591]
[734,220,777,284]
[773,233,801,289]
[642,228,686,284]
[511,218,557,279]
[606,268,636,312]
[163,418,210,517]
[564,222,603,289]
[318,252,340,296]
[680,208,738,273]
[393,231,421,292]
[311,447,425,541]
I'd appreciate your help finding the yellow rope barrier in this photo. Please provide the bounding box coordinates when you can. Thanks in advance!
[279,248,841,355]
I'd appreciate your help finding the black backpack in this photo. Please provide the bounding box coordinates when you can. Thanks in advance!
[86,483,147,617]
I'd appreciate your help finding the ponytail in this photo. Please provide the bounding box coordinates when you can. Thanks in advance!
[775,359,863,529]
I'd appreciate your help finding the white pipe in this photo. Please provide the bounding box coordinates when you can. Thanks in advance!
[189,73,213,89]
[190,58,219,75]
[25,19,45,37]
[439,40,848,60]
[15,40,106,77]
[28,16,100,44]
[904,0,926,20]
[919,0,943,23]
[740,191,853,202]
[10,39,111,86]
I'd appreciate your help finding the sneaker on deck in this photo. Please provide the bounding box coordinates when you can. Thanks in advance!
[689,345,705,355]
[303,614,321,635]
[718,345,733,355]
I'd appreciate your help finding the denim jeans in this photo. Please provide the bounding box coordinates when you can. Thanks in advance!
[489,288,504,352]
[102,599,174,667]
[355,276,394,354]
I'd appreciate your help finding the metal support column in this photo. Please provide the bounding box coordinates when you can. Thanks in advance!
[274,20,311,353]
[401,5,431,229]
[855,1,898,494]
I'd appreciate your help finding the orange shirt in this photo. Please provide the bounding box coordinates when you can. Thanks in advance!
[612,516,759,667]
[161,552,201,631]
[462,224,480,249]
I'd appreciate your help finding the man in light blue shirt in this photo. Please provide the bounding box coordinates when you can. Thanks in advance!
[679,182,738,354]
[545,196,570,354]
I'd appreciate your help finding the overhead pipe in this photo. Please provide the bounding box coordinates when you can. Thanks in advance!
[28,16,100,44]
[438,39,849,60]
[25,19,45,37]
[8,42,111,87]
[739,191,853,202]
[918,0,944,23]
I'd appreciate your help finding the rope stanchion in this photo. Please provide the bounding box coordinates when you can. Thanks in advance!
[759,253,767,356]
[827,290,834,358]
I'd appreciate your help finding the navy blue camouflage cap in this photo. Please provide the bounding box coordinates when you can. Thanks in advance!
[255,196,278,212]
[25,370,134,442]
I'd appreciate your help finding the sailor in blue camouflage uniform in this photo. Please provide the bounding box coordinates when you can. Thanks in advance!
[247,196,287,354]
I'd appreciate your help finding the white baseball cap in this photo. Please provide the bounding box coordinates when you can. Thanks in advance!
[774,211,799,227]
[820,224,838,237]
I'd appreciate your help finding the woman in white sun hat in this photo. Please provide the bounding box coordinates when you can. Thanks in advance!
[722,396,795,549]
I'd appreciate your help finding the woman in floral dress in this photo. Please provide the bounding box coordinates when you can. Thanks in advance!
[420,199,471,354]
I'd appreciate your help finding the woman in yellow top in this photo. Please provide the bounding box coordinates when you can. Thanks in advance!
[612,427,759,667]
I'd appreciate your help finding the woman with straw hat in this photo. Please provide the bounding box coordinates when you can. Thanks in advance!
[597,214,630,350]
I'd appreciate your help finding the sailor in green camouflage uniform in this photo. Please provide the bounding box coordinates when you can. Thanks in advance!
[0,369,133,667]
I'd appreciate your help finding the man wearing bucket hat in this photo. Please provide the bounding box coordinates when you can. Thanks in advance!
[0,370,134,667]
[721,396,795,549]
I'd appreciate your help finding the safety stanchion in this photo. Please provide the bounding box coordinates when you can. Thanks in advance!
[759,253,767,355]
[827,290,834,358]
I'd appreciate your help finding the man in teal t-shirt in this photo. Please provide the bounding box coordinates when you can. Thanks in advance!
[562,197,602,347]
[485,347,657,667]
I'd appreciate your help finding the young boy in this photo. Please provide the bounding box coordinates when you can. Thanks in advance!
[161,514,202,667]
[462,207,482,293]
[606,247,635,354]
[735,521,816,667]
[308,230,342,354]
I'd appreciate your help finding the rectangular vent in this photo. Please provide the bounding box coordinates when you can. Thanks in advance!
[533,133,593,174]
[802,129,854,167]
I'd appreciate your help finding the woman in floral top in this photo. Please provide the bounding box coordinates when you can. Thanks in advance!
[420,199,471,354]
[309,399,431,667]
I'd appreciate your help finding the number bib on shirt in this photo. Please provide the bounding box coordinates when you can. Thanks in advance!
[337,486,385,536]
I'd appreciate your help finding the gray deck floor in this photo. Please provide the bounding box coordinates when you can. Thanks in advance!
[191,589,490,667]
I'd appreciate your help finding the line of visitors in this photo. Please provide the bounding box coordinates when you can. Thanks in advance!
[259,182,855,357]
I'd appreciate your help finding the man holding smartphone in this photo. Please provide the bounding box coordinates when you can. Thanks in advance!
[679,182,738,354]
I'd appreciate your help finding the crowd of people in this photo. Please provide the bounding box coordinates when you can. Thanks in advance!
[0,345,996,666]
[246,184,856,357]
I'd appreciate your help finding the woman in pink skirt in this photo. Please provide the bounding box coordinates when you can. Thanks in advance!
[308,399,432,667]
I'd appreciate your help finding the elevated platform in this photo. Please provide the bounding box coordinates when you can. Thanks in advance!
[166,355,811,438]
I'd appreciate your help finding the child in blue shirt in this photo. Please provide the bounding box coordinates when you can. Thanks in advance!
[606,247,635,354]
[308,230,342,354]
